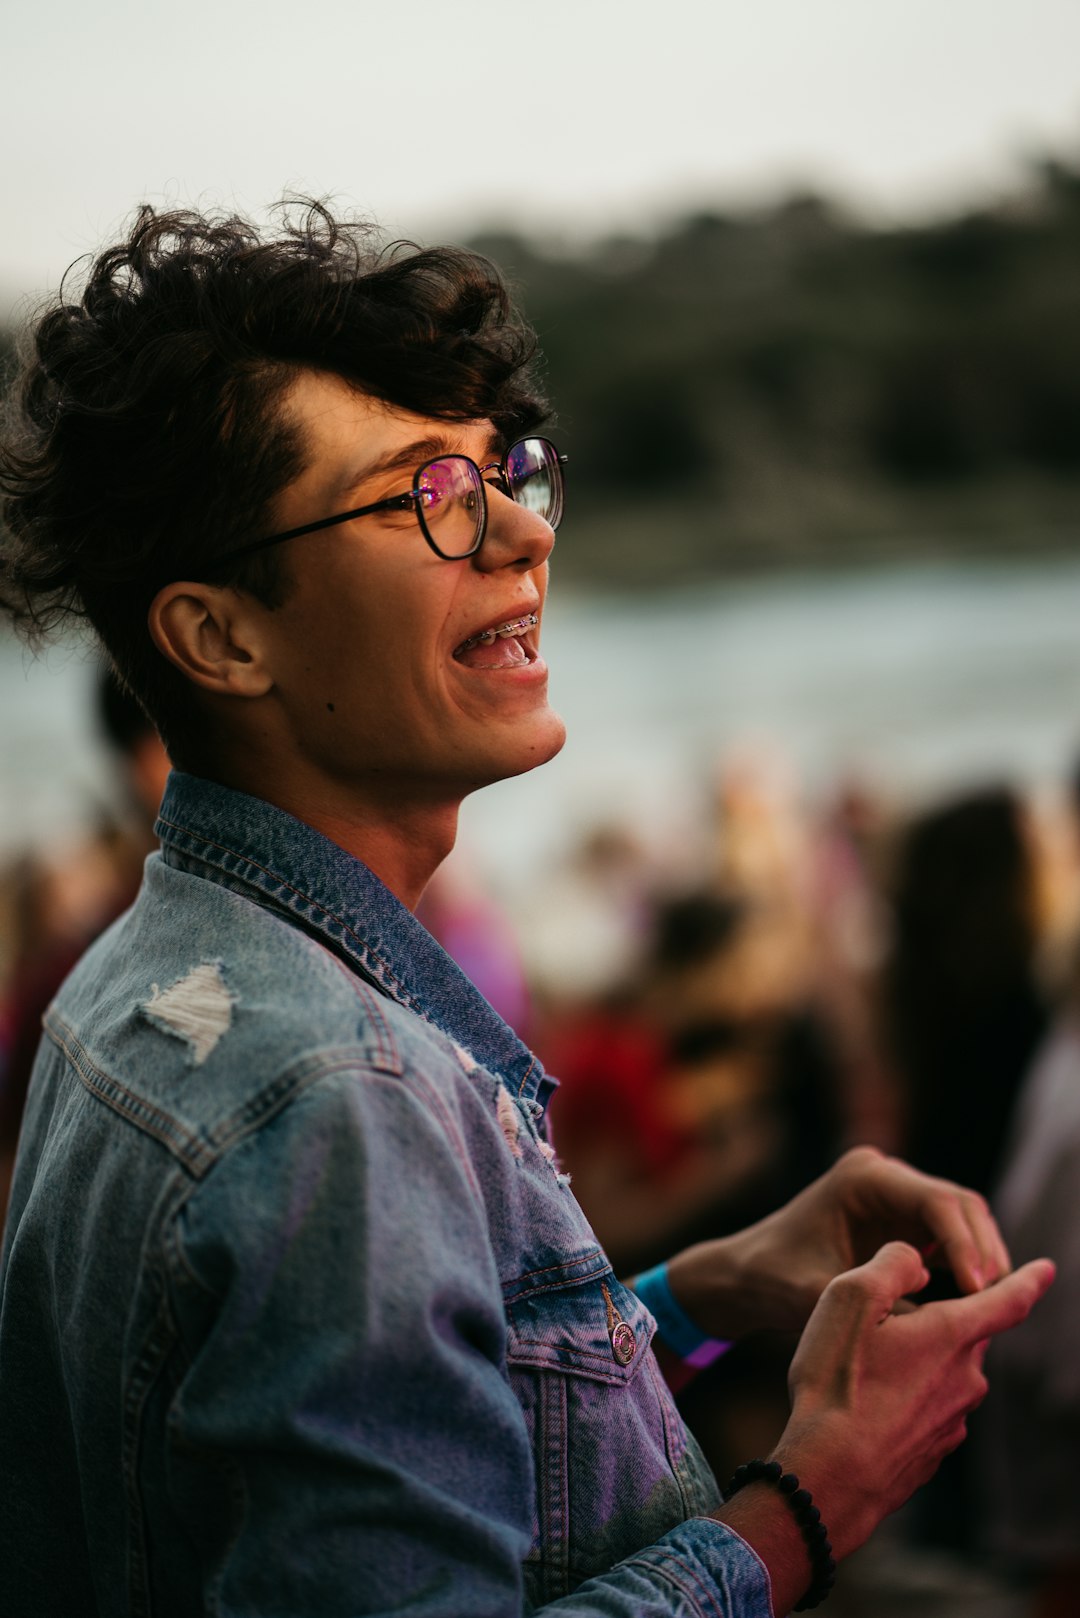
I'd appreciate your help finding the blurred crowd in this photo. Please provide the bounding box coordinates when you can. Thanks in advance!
[1,683,1079,1614]
[439,745,1080,1614]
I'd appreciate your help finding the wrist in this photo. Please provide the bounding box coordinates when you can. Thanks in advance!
[724,1459,836,1611]
[767,1420,882,1563]
[716,1474,827,1618]
[664,1230,805,1342]
[630,1262,731,1386]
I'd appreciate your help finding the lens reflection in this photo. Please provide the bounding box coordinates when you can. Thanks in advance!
[507,439,563,528]
[417,457,485,557]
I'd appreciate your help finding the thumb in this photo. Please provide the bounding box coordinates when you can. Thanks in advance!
[850,1240,931,1318]
[942,1257,1056,1346]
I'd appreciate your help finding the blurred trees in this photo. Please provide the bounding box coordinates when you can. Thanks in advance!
[470,152,1080,584]
[1,159,1077,588]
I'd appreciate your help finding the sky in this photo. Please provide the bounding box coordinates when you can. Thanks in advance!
[2,0,1078,309]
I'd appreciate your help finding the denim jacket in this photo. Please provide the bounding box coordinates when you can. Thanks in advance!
[0,771,772,1618]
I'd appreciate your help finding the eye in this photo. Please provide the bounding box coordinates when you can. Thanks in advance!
[418,462,457,509]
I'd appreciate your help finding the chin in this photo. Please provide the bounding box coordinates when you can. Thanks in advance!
[468,712,567,791]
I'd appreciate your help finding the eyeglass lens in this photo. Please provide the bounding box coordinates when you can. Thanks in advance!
[415,437,563,559]
[415,458,483,558]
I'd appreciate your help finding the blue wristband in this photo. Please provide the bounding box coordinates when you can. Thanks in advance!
[631,1262,732,1369]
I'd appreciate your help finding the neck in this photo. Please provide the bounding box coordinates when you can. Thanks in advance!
[284,791,460,910]
[190,741,460,911]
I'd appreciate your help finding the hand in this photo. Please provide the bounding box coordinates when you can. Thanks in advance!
[778,1241,1055,1556]
[666,1145,1013,1341]
[717,1242,1055,1615]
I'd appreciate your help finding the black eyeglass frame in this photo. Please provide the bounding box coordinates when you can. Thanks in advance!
[223,435,568,565]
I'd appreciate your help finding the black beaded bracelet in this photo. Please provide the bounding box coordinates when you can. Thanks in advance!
[724,1458,836,1611]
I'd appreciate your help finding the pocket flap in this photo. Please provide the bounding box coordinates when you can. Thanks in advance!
[505,1270,656,1387]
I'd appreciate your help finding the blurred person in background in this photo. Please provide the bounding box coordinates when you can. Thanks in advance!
[547,885,844,1491]
[880,785,1050,1561]
[884,786,1049,1201]
[979,757,1080,1617]
[0,200,1054,1618]
[710,755,902,1157]
[0,668,168,1229]
[805,779,901,1154]
[547,890,842,1279]
[520,820,659,1009]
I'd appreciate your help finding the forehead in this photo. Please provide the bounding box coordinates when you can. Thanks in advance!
[281,371,497,508]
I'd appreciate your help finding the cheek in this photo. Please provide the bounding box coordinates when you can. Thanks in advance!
[308,621,446,736]
[273,559,455,714]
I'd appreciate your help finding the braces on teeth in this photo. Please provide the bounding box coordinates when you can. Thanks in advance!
[459,613,537,651]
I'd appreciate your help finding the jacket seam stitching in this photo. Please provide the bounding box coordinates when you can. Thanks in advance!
[509,1337,634,1370]
[122,1281,179,1615]
[44,1011,215,1175]
[44,1013,404,1176]
[403,1066,487,1209]
[629,1550,724,1618]
[504,1252,612,1302]
[646,1348,691,1511]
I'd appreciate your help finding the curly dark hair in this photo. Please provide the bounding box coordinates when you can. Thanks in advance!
[0,200,546,759]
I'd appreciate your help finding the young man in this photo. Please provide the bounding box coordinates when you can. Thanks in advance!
[0,203,1053,1617]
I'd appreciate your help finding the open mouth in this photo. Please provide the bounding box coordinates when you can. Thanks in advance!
[453,612,539,669]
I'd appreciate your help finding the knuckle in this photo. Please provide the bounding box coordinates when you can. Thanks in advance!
[967,1370,990,1409]
[825,1269,867,1308]
[838,1144,884,1177]
[942,1419,969,1455]
[927,1186,960,1222]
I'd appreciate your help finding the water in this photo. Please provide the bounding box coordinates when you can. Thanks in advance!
[5,556,1080,892]
[0,634,112,857]
[461,555,1080,891]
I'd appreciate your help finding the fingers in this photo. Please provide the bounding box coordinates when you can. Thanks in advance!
[842,1149,1013,1293]
[939,1257,1056,1346]
[919,1186,1007,1294]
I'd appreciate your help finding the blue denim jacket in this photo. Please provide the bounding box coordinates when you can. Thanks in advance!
[0,771,772,1618]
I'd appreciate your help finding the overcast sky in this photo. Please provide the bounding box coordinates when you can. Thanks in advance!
[2,0,1078,308]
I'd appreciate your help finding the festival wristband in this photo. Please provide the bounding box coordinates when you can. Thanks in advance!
[630,1262,732,1369]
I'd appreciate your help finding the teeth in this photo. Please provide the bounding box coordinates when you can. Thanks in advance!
[458,613,537,654]
[496,617,531,639]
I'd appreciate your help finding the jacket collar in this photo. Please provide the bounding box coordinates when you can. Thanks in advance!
[155,770,548,1106]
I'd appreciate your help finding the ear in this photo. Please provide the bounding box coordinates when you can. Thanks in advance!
[147,582,274,699]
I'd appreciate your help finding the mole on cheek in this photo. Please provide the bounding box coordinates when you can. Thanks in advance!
[326,702,335,713]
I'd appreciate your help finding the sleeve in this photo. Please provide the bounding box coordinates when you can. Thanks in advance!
[165,1062,773,1618]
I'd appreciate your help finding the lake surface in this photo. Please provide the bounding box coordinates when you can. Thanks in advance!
[5,555,1080,893]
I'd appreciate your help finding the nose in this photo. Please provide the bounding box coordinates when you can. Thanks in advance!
[473,485,556,574]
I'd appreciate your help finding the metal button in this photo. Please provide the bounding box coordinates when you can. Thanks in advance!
[611,1321,637,1365]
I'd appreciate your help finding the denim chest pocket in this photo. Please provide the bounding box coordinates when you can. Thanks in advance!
[506,1266,653,1384]
[505,1264,716,1605]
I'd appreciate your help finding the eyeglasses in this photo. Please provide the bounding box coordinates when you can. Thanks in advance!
[226,435,567,564]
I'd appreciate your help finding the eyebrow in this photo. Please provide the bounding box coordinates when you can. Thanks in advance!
[332,427,504,504]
